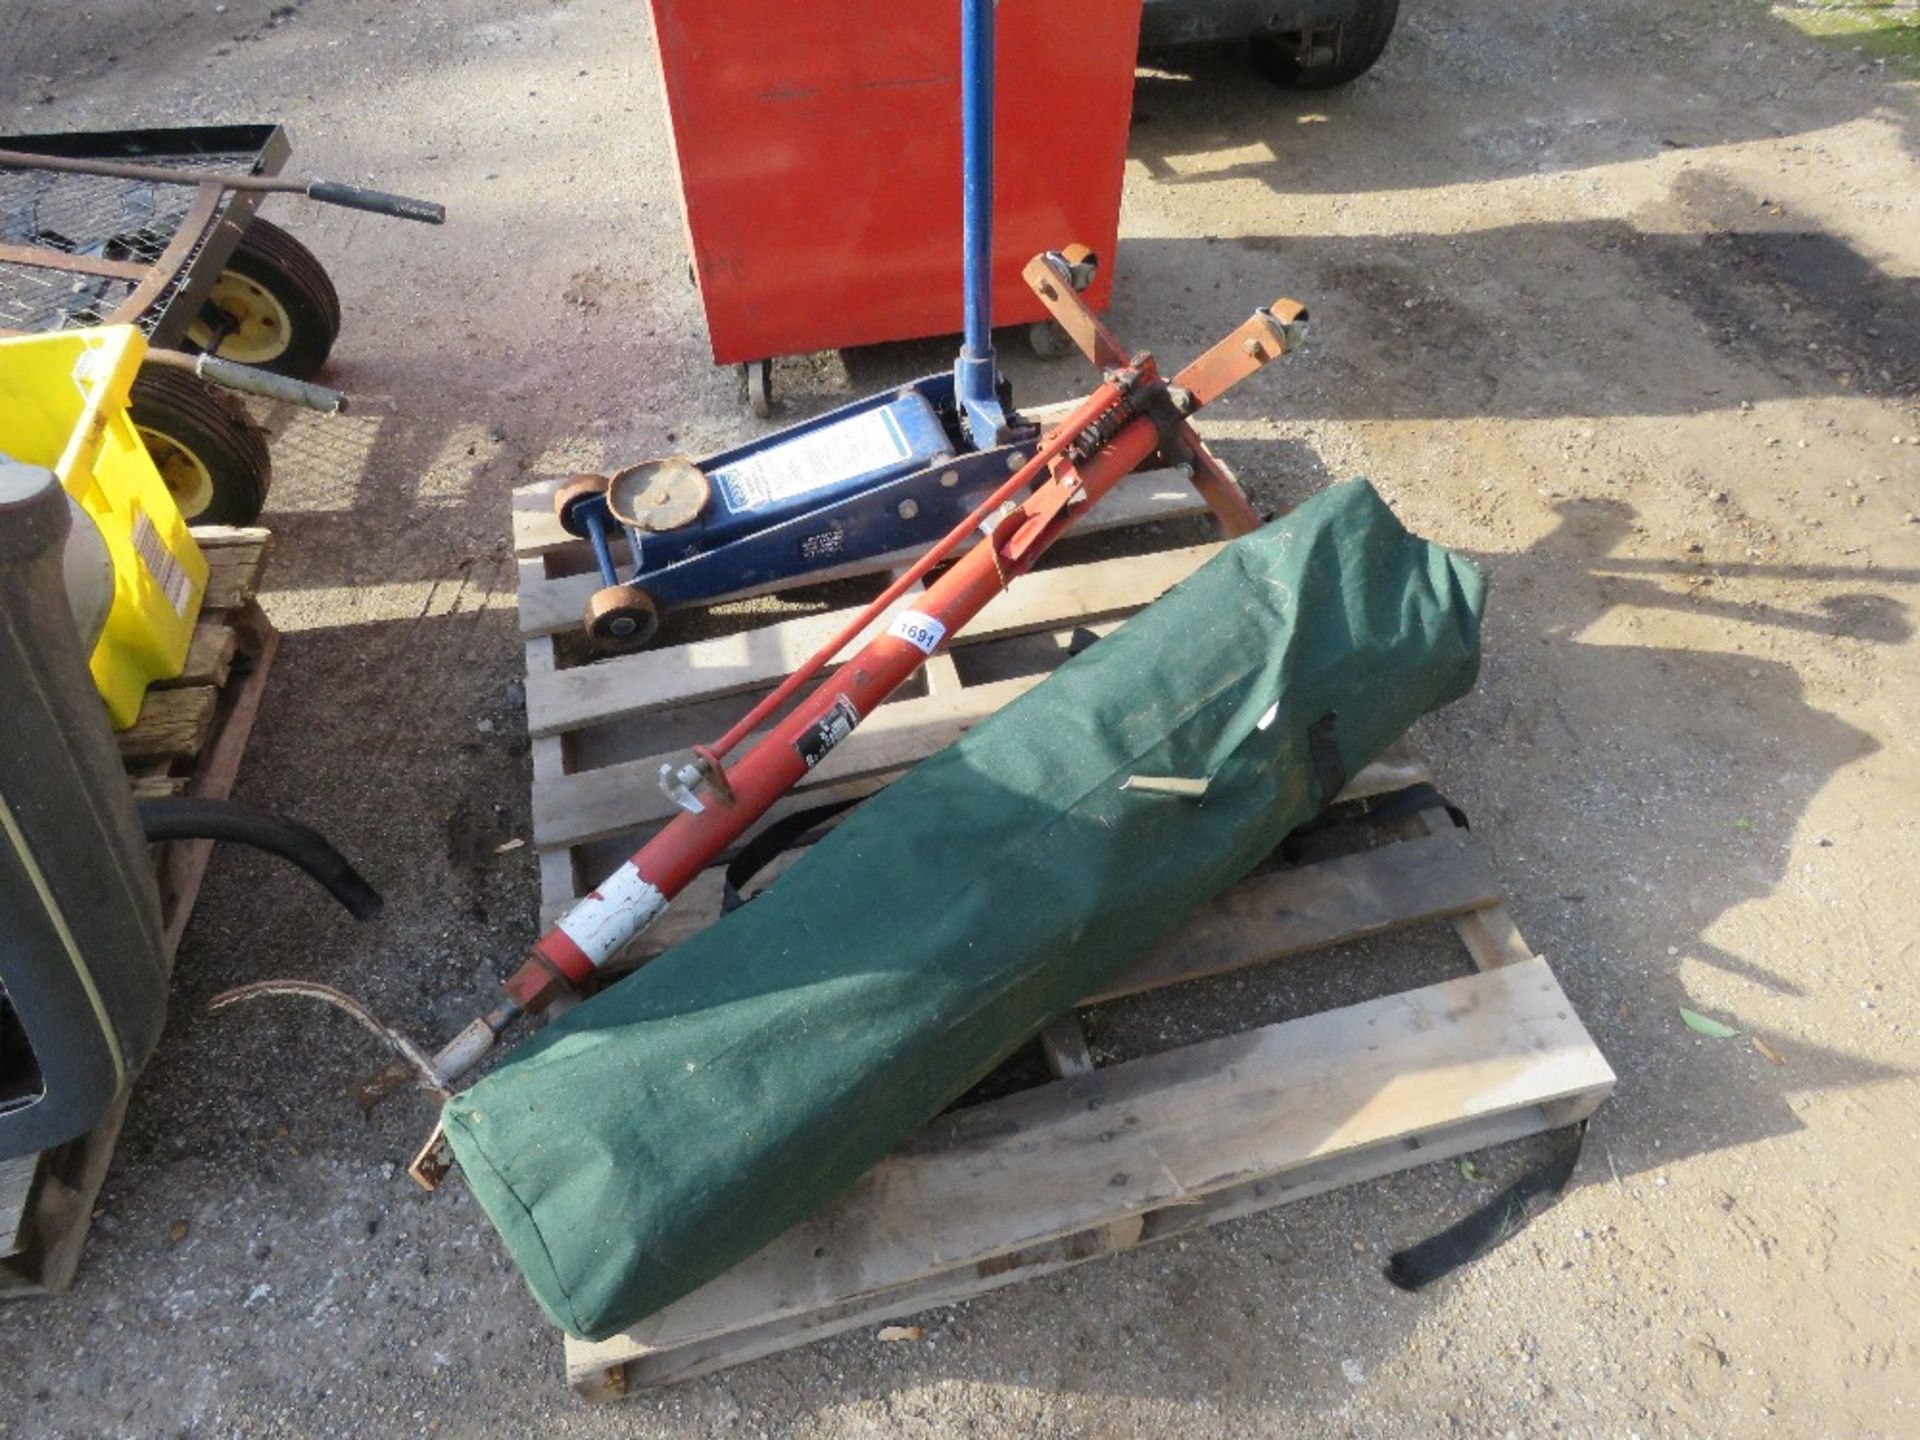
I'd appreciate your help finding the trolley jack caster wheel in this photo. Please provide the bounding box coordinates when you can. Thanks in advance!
[584,585,661,651]
[743,358,774,419]
[551,473,611,536]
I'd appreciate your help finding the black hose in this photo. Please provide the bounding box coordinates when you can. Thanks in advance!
[135,798,384,921]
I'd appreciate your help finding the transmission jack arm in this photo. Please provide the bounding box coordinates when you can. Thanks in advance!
[357,281,1308,1133]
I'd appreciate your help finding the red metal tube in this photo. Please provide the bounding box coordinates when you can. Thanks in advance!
[708,371,1131,761]
[353,299,1308,1114]
[520,401,1167,998]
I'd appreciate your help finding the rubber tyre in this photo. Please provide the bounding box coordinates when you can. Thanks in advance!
[585,586,661,651]
[129,366,273,525]
[188,218,342,379]
[744,359,774,419]
[1028,320,1078,361]
[552,473,612,536]
[1251,0,1399,89]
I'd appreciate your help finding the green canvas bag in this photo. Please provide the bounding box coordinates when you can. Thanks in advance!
[445,479,1486,1339]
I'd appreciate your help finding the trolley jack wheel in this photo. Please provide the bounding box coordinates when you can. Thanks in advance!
[552,473,612,536]
[1059,243,1099,291]
[743,358,774,420]
[584,585,661,651]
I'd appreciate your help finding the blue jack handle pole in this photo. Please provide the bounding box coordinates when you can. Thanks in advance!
[959,0,993,375]
[955,0,1008,443]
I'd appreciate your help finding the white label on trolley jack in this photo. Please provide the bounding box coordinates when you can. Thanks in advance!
[886,610,946,655]
[555,861,669,968]
[714,407,911,512]
[131,510,194,619]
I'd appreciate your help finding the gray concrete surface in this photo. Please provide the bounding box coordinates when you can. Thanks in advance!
[3,0,1917,1435]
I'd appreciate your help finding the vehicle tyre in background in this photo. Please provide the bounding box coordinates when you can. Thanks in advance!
[1252,0,1400,89]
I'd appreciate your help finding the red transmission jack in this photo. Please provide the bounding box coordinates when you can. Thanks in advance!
[368,256,1308,1187]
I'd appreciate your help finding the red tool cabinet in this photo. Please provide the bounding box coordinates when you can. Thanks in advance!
[644,1,1142,369]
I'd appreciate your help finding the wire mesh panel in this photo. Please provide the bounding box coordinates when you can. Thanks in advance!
[0,148,252,334]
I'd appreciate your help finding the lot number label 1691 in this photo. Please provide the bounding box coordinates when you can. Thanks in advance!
[887,610,947,655]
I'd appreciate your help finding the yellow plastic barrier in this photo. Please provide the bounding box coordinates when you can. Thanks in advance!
[0,327,208,728]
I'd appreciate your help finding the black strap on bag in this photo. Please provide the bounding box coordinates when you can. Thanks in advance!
[1305,711,1348,809]
[1279,780,1470,865]
[1065,626,1105,657]
[1268,748,1581,1290]
[1351,781,1470,833]
[1385,1120,1589,1291]
[721,796,868,913]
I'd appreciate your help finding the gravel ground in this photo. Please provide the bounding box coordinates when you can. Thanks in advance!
[3,1,1917,1436]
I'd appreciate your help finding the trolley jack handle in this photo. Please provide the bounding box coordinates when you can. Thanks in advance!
[954,0,1008,445]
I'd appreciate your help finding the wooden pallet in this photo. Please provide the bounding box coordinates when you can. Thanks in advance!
[0,526,277,1297]
[510,474,1613,1399]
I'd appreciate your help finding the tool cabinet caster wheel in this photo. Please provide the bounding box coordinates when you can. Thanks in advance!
[1059,243,1099,291]
[743,358,774,419]
[584,586,660,651]
[552,473,612,536]
[1027,320,1077,360]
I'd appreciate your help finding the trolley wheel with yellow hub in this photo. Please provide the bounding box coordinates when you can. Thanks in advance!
[128,366,272,525]
[584,585,661,651]
[185,218,342,380]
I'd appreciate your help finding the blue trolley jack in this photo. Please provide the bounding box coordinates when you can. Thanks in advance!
[553,0,1110,650]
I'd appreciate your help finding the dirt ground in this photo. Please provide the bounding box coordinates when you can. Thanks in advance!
[4,0,1918,1435]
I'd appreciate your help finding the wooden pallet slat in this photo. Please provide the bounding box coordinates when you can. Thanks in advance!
[0,1097,130,1298]
[0,1154,36,1257]
[572,1101,1562,1397]
[525,541,1213,735]
[1090,825,1506,1003]
[114,687,217,761]
[154,609,280,961]
[534,674,1037,850]
[568,957,1613,1387]
[161,622,241,690]
[194,526,273,611]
